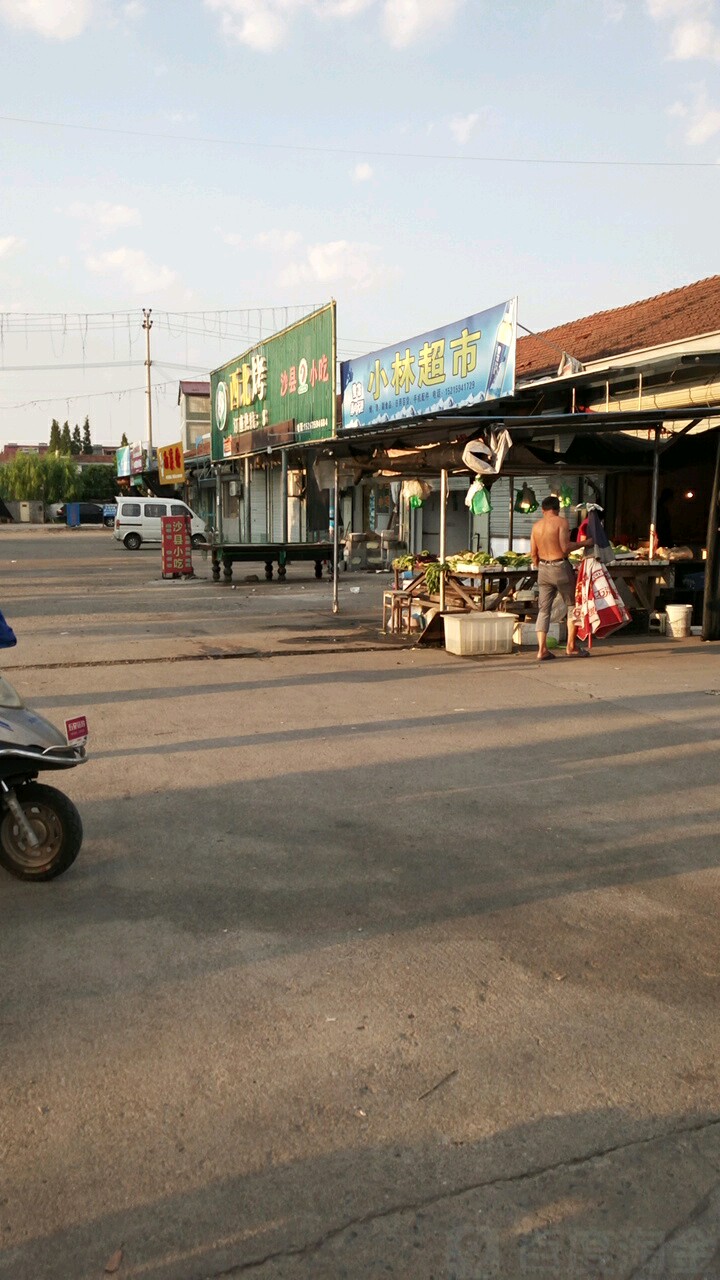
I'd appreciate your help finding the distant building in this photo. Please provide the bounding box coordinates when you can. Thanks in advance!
[0,442,116,466]
[178,381,210,456]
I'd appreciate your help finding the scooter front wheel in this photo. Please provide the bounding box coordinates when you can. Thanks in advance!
[0,782,83,881]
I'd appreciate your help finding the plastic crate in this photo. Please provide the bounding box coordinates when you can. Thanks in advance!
[513,621,567,647]
[443,612,515,656]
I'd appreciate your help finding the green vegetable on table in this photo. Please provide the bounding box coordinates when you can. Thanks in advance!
[497,552,531,568]
[448,550,499,569]
[424,561,451,595]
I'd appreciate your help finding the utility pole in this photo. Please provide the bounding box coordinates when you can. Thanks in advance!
[142,308,153,456]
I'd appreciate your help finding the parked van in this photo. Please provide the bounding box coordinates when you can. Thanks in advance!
[114,496,207,550]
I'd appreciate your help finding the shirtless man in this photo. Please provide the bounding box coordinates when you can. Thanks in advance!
[530,496,589,660]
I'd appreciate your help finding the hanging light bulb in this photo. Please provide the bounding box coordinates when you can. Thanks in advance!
[550,484,573,509]
[515,482,538,514]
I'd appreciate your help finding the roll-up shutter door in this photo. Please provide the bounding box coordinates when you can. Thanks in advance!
[270,467,284,542]
[250,465,269,543]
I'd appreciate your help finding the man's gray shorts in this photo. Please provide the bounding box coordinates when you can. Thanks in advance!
[536,560,576,633]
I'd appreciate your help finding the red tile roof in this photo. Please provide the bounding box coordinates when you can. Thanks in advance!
[517,275,720,382]
[178,380,210,399]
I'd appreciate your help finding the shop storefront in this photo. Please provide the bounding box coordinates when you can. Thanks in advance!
[208,303,336,556]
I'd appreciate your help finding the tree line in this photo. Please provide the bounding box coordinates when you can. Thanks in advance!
[0,457,117,504]
[49,415,92,456]
[0,416,119,504]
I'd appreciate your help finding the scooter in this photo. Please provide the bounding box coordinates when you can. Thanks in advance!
[0,674,86,881]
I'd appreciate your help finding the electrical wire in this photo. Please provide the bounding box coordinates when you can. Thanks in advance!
[0,381,175,410]
[0,360,144,372]
[1,111,718,169]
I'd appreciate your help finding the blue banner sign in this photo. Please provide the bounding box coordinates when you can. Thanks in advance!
[341,298,516,431]
[115,445,131,478]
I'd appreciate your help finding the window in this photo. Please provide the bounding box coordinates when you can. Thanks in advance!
[145,503,167,518]
[171,504,189,516]
[121,503,141,516]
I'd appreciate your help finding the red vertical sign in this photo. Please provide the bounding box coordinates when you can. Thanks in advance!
[161,515,192,578]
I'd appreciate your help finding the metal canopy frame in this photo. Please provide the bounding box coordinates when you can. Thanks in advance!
[306,405,720,461]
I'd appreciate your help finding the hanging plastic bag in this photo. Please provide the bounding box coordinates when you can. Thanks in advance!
[471,486,492,516]
[466,479,492,515]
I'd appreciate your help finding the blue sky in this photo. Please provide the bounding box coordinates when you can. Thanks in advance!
[1,0,719,446]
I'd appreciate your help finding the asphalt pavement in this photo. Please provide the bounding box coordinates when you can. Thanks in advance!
[2,528,720,1279]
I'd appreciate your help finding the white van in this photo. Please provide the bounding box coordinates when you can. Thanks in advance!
[113,496,207,550]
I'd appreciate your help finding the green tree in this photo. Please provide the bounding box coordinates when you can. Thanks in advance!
[43,454,82,503]
[71,424,82,456]
[0,455,80,504]
[79,465,116,501]
[120,432,129,447]
[49,419,62,453]
[82,415,92,455]
[60,422,72,454]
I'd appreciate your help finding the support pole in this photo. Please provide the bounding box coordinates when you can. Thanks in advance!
[332,460,339,614]
[142,308,153,456]
[649,427,660,558]
[265,458,271,541]
[243,457,251,543]
[508,478,515,551]
[439,468,448,614]
[281,449,289,543]
[214,465,223,543]
[703,430,720,641]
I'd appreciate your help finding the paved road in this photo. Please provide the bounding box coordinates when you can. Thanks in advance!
[2,531,720,1278]
[0,527,384,667]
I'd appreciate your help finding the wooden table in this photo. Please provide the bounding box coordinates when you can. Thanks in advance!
[200,540,335,582]
[604,560,671,611]
[394,565,535,612]
[389,559,671,640]
[449,561,671,612]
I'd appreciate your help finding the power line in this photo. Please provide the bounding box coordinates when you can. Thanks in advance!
[1,111,718,170]
[0,381,176,410]
[0,360,145,372]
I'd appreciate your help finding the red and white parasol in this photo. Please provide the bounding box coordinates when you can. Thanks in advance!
[574,558,631,648]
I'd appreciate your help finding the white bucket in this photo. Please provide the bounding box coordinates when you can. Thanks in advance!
[665,603,693,639]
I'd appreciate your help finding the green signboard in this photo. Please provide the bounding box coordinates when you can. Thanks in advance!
[210,302,336,461]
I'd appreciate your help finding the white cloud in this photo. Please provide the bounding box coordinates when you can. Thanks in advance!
[647,0,720,61]
[670,16,720,59]
[66,201,141,234]
[382,0,463,47]
[205,0,286,50]
[647,0,705,18]
[668,85,720,143]
[255,228,303,250]
[280,239,383,291]
[86,247,177,293]
[123,0,143,16]
[687,103,720,143]
[0,0,94,39]
[352,161,373,182]
[0,235,24,258]
[221,231,246,248]
[163,110,198,126]
[205,0,463,51]
[449,112,480,147]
